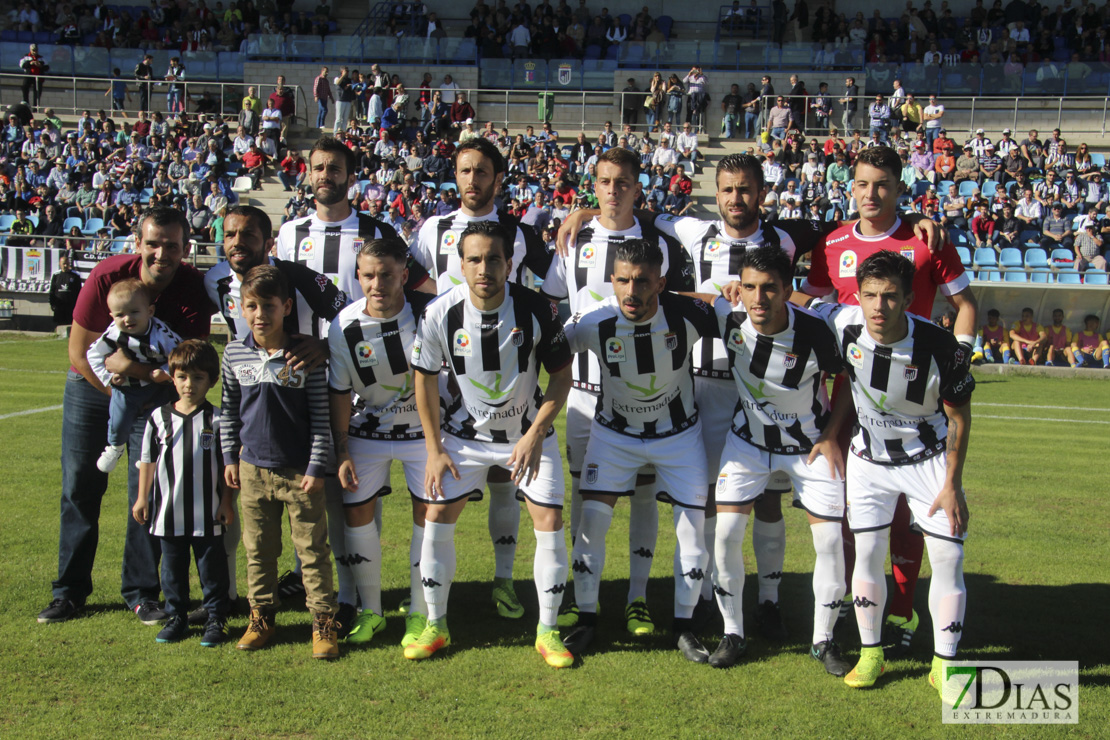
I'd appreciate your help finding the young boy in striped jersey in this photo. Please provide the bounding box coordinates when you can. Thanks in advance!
[220,265,339,659]
[88,278,182,473]
[132,340,233,646]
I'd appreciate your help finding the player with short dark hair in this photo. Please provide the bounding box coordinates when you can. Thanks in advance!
[817,250,974,693]
[409,222,575,668]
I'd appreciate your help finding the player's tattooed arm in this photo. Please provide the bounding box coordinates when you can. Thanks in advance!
[930,400,971,537]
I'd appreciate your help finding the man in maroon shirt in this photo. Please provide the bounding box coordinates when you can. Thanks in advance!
[37,207,216,625]
[268,75,296,142]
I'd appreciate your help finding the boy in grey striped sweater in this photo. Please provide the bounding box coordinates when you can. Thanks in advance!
[219,265,339,659]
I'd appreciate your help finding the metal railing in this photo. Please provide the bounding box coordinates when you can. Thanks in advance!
[0,72,302,126]
[758,94,1110,139]
[0,41,244,81]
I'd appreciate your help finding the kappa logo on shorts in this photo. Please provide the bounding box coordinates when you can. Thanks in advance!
[453,329,472,357]
[605,337,626,363]
[904,364,918,381]
[355,340,378,367]
[585,463,598,484]
[838,249,858,278]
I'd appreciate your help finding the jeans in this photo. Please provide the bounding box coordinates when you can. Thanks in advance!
[723,113,739,138]
[925,127,939,147]
[815,114,829,131]
[316,99,328,128]
[167,88,181,113]
[139,83,150,112]
[161,534,230,619]
[278,170,301,191]
[645,107,657,130]
[842,108,856,135]
[54,371,163,608]
[744,111,759,139]
[770,126,786,140]
[334,101,351,133]
[667,98,682,125]
[107,382,172,447]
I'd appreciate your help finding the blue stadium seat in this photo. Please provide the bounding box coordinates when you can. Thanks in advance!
[958,181,978,197]
[1056,269,1082,284]
[0,214,15,232]
[140,188,153,204]
[972,247,997,269]
[583,45,601,60]
[1085,269,1109,285]
[619,13,632,26]
[1018,230,1041,248]
[912,181,930,198]
[82,217,105,235]
[999,247,1024,268]
[439,181,457,193]
[981,180,998,197]
[1090,153,1106,167]
[62,217,83,232]
[1003,269,1028,282]
[656,15,673,40]
[949,228,971,248]
[638,173,650,188]
[605,44,620,60]
[955,245,971,267]
[1050,248,1074,268]
[27,215,38,227]
[1024,248,1049,269]
[981,268,1003,282]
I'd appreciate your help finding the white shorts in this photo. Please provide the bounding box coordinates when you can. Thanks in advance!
[565,386,596,474]
[846,453,966,543]
[424,432,565,509]
[344,436,425,507]
[580,423,708,509]
[715,433,845,520]
[696,375,791,495]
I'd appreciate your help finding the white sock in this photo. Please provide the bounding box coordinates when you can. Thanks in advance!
[700,512,717,600]
[487,480,520,580]
[627,483,658,602]
[810,521,845,645]
[344,522,382,615]
[714,512,748,636]
[223,508,240,600]
[753,516,786,603]
[409,523,426,615]
[534,528,568,629]
[851,529,890,647]
[421,521,456,622]
[570,500,613,612]
[672,507,707,620]
[325,484,356,606]
[925,537,966,658]
[569,475,583,542]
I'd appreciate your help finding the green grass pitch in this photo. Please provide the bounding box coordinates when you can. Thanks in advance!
[0,333,1107,738]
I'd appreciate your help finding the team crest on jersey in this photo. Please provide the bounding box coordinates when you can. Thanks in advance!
[585,464,598,484]
[352,237,364,254]
[903,364,918,381]
[900,245,916,262]
[838,249,857,278]
[664,332,678,351]
[783,352,798,369]
[236,365,260,385]
[355,340,378,367]
[727,328,745,354]
[510,327,524,346]
[846,343,864,368]
[605,337,626,363]
[441,230,459,254]
[299,237,315,258]
[705,239,723,257]
[453,329,472,357]
[224,294,239,318]
[578,245,597,267]
[200,429,214,450]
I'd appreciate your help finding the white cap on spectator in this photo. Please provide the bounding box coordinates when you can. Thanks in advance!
[1002,128,1012,134]
[976,128,985,134]
[465,118,474,125]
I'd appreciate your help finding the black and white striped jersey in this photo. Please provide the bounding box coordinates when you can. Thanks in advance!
[140,401,225,538]
[816,303,975,466]
[328,291,435,441]
[412,282,571,444]
[87,316,182,388]
[654,213,830,379]
[410,208,551,294]
[563,293,722,439]
[540,216,695,391]
[204,257,347,340]
[276,210,417,305]
[717,302,844,454]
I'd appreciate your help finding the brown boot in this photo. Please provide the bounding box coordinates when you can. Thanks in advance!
[236,608,275,651]
[312,612,340,660]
